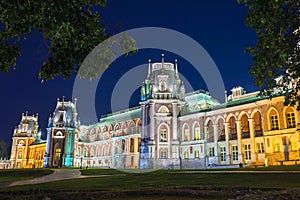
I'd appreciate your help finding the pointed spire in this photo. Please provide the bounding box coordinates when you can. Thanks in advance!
[225,90,228,103]
[175,59,179,78]
[74,98,77,108]
[147,59,151,79]
[161,53,164,66]
[62,96,65,107]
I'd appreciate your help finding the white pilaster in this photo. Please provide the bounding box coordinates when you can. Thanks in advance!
[149,103,155,141]
[172,103,178,141]
[236,121,243,163]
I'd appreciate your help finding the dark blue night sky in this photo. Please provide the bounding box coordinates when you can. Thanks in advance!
[0,1,257,150]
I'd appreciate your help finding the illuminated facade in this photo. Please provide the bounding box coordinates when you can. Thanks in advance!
[9,57,300,169]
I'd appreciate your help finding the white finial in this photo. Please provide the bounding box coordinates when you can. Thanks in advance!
[147,59,151,78]
[161,53,164,63]
[225,90,228,103]
[74,98,77,107]
[175,59,178,76]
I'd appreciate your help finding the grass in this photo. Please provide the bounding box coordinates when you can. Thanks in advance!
[1,167,300,199]
[0,169,53,183]
[3,168,300,191]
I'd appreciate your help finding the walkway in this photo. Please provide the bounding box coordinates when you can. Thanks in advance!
[0,169,102,189]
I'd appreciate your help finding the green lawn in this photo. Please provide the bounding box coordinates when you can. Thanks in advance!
[0,169,53,183]
[1,167,300,199]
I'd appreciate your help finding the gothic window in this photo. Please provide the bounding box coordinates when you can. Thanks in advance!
[159,80,167,91]
[184,128,189,141]
[240,114,249,135]
[55,146,61,161]
[285,107,296,128]
[228,116,237,140]
[217,118,225,141]
[194,127,200,140]
[206,120,214,142]
[232,145,238,161]
[253,112,263,137]
[17,151,22,159]
[160,129,167,142]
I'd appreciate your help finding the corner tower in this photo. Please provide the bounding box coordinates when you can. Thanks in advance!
[10,112,39,168]
[44,97,79,168]
[139,55,185,169]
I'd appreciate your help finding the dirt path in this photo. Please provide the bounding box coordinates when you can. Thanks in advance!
[0,169,105,188]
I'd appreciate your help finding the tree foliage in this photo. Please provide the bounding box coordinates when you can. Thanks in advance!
[238,0,300,108]
[0,140,7,158]
[0,1,136,81]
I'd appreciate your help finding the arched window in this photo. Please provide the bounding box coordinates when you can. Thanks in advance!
[206,120,214,142]
[194,126,201,140]
[54,143,62,162]
[17,151,22,159]
[240,114,250,138]
[228,116,237,140]
[183,124,190,141]
[269,109,279,130]
[217,118,225,141]
[160,129,167,142]
[253,112,263,137]
[285,107,296,128]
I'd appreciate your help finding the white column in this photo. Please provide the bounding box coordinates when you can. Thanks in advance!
[213,124,218,161]
[149,103,155,141]
[112,140,115,166]
[172,103,178,141]
[236,121,243,163]
[203,125,208,166]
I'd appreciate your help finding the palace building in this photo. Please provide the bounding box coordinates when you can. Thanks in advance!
[9,57,300,169]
